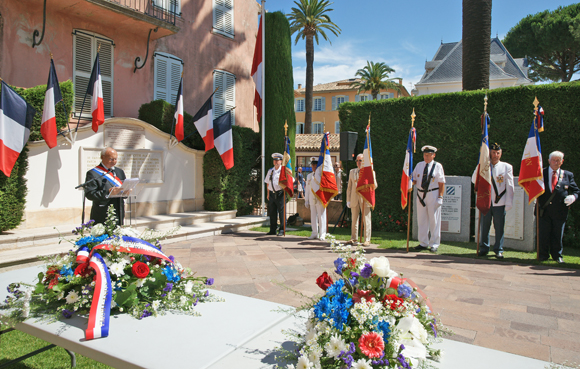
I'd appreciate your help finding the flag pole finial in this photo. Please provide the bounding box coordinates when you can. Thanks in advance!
[97,42,101,53]
[484,94,488,113]
[368,112,371,126]
[50,52,53,60]
[284,120,288,136]
[533,96,539,112]
[411,108,416,127]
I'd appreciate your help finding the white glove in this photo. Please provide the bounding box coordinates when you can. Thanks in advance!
[347,202,351,208]
[564,195,576,206]
[505,206,512,213]
[305,202,309,209]
[436,197,443,207]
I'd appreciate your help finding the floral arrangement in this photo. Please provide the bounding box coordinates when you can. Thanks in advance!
[281,237,445,369]
[1,206,221,340]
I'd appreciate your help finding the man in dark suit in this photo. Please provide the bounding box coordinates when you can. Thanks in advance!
[537,151,579,263]
[85,147,126,226]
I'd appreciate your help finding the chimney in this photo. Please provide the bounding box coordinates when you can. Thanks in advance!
[298,84,302,89]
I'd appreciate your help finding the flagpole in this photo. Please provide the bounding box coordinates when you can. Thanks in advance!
[260,0,266,216]
[407,109,416,253]
[533,97,540,260]
[476,94,488,256]
[283,121,288,236]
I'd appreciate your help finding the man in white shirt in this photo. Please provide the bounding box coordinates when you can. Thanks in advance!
[471,143,514,259]
[334,162,343,201]
[304,157,327,240]
[413,146,445,253]
[346,154,376,246]
[264,153,284,236]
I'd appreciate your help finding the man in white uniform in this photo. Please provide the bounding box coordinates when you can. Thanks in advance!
[413,146,446,253]
[264,153,284,236]
[471,143,514,259]
[346,154,376,246]
[305,157,327,240]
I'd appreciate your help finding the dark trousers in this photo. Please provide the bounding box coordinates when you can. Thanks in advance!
[479,205,505,254]
[268,190,285,232]
[539,215,566,260]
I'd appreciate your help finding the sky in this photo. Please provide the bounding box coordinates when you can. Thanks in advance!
[261,0,579,92]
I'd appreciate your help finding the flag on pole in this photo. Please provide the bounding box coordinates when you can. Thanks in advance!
[213,110,234,170]
[400,127,416,209]
[251,17,263,124]
[475,113,492,215]
[192,94,215,151]
[173,76,184,142]
[357,124,377,209]
[518,110,545,204]
[41,59,63,148]
[87,53,105,132]
[0,81,36,177]
[279,136,294,197]
[536,106,544,132]
[311,133,337,207]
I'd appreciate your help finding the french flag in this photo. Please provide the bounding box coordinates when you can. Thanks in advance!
[251,17,263,124]
[193,94,214,151]
[536,106,544,132]
[213,110,234,170]
[174,76,184,141]
[518,112,545,204]
[41,59,63,149]
[87,53,104,132]
[400,127,416,209]
[475,113,492,215]
[357,124,377,209]
[279,136,294,197]
[0,81,35,177]
[312,133,338,207]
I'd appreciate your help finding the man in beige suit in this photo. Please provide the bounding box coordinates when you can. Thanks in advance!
[346,154,376,246]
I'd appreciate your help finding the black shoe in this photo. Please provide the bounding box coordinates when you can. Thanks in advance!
[266,231,276,235]
[538,257,549,262]
[277,231,284,236]
[556,257,564,264]
[413,245,428,251]
[477,251,488,257]
[495,252,504,259]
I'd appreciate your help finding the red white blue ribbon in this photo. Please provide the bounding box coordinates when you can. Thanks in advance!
[91,165,122,187]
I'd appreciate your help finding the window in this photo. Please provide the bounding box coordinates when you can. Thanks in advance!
[73,30,114,118]
[296,98,305,112]
[335,121,340,134]
[380,92,395,100]
[297,122,304,134]
[155,0,180,15]
[154,52,183,105]
[359,95,370,102]
[332,95,348,110]
[213,0,234,38]
[312,122,323,134]
[313,97,325,111]
[213,70,236,125]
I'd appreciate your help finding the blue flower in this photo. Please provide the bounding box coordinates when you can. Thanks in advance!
[161,266,181,283]
[206,278,214,286]
[334,258,346,275]
[360,263,373,278]
[430,322,437,338]
[348,277,358,286]
[163,283,173,292]
[75,234,109,247]
[314,297,331,320]
[59,264,74,281]
[62,309,73,319]
[325,279,345,297]
[397,284,413,298]
[378,321,391,342]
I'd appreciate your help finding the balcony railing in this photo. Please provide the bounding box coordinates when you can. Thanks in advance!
[103,0,179,26]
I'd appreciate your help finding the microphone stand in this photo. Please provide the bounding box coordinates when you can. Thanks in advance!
[76,167,113,224]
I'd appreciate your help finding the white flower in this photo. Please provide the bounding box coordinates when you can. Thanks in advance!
[180,296,188,306]
[109,263,125,277]
[184,281,194,294]
[136,279,145,288]
[65,291,80,304]
[90,224,106,237]
[296,356,313,369]
[111,300,117,308]
[352,358,372,369]
[324,334,347,358]
[369,256,397,279]
[396,317,428,361]
[22,302,30,318]
[151,300,160,311]
[57,292,64,300]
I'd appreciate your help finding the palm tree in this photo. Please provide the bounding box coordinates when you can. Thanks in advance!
[350,61,400,100]
[462,0,492,90]
[287,0,341,133]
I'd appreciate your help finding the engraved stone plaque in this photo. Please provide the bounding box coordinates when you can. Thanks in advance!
[441,185,461,233]
[105,124,146,149]
[80,148,164,184]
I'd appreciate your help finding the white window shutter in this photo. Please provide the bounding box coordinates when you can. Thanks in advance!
[154,57,168,102]
[99,42,114,116]
[321,97,326,111]
[169,58,182,105]
[332,96,336,110]
[73,32,92,117]
[213,70,226,119]
[225,72,235,125]
[213,0,234,37]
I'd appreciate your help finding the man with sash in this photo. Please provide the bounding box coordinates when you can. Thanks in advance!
[85,147,126,226]
[265,153,285,236]
[413,146,446,253]
[471,143,514,259]
[537,151,579,263]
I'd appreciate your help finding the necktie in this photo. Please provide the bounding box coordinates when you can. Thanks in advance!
[421,163,429,189]
[552,170,558,191]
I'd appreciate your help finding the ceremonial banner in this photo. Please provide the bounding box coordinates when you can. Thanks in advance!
[41,59,63,148]
[87,53,104,132]
[279,136,294,197]
[400,127,416,209]
[192,94,214,151]
[518,109,545,204]
[475,113,492,215]
[251,17,263,124]
[173,76,185,142]
[357,125,377,209]
[213,111,234,170]
[311,133,337,207]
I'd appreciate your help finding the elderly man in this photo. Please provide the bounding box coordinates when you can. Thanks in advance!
[305,157,327,240]
[413,146,446,253]
[334,162,344,201]
[85,147,127,226]
[471,143,514,259]
[346,154,376,246]
[537,151,579,263]
[264,153,285,236]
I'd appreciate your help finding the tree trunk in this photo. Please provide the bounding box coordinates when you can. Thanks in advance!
[372,90,378,100]
[462,0,492,91]
[305,34,314,133]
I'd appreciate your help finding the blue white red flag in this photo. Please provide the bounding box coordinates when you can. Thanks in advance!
[535,106,544,132]
[174,76,184,141]
[400,127,416,209]
[41,59,63,148]
[357,124,377,209]
[475,113,492,215]
[0,81,35,177]
[279,136,294,197]
[519,110,545,204]
[87,53,104,132]
[251,17,263,124]
[193,93,215,151]
[312,133,337,207]
[213,110,234,170]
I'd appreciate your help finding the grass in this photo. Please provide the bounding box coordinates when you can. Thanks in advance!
[251,225,580,269]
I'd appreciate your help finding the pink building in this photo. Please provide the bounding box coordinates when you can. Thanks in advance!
[0,0,260,130]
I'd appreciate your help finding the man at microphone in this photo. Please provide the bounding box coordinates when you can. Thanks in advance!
[84,147,127,226]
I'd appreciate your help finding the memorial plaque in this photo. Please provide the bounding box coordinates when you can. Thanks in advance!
[105,124,146,149]
[441,185,461,233]
[80,148,164,184]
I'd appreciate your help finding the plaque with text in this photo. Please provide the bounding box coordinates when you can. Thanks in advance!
[441,185,461,233]
[105,124,146,149]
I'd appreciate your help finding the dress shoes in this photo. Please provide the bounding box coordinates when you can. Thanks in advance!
[266,231,276,235]
[413,245,429,251]
[277,230,284,236]
[556,257,565,264]
[477,251,488,257]
[308,234,317,240]
[429,247,438,253]
[495,252,504,259]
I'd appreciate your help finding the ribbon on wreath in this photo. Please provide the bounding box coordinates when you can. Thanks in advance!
[75,236,173,340]
[386,276,433,313]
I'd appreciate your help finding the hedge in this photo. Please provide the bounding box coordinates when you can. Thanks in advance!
[339,82,580,247]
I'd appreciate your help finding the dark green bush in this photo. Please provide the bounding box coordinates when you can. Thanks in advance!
[0,147,28,232]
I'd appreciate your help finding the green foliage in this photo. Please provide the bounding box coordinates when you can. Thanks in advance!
[339,82,580,248]
[287,0,342,45]
[350,61,399,100]
[0,147,28,232]
[503,3,580,82]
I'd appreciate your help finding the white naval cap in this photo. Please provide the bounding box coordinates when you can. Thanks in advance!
[421,145,437,153]
[272,153,283,160]
[310,156,319,164]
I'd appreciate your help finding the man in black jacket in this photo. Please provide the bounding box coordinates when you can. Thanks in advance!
[537,151,579,263]
[85,147,126,226]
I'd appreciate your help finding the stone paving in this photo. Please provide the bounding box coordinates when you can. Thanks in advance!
[164,231,580,367]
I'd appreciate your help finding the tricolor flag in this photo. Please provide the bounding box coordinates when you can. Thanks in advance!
[192,94,215,151]
[251,17,263,124]
[475,113,492,215]
[400,127,416,209]
[279,136,294,197]
[213,110,234,170]
[0,81,36,177]
[173,76,184,142]
[518,110,545,204]
[536,106,544,132]
[41,59,63,148]
[87,53,104,132]
[357,124,377,209]
[311,133,337,207]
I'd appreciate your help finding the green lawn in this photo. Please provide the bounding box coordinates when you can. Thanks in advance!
[252,225,580,269]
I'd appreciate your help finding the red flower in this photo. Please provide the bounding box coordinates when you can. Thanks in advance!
[316,272,333,290]
[349,258,357,267]
[74,263,93,278]
[358,332,384,358]
[382,294,405,310]
[132,262,150,279]
[353,290,376,303]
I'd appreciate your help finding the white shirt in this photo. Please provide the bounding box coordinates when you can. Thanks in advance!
[414,161,445,191]
[264,166,282,192]
[471,161,514,207]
